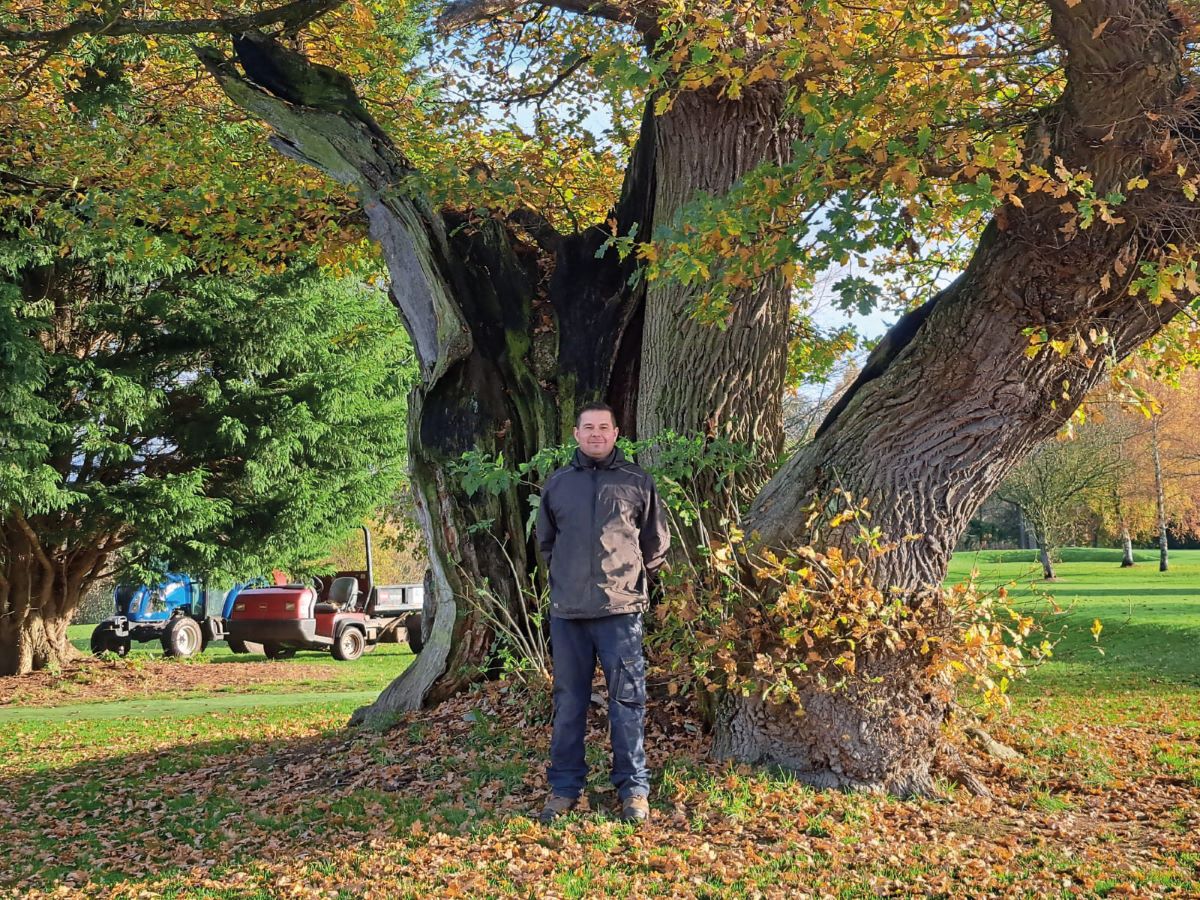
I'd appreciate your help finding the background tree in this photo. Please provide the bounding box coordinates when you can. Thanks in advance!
[6,0,1200,794]
[0,237,414,675]
[1089,371,1200,569]
[997,427,1130,579]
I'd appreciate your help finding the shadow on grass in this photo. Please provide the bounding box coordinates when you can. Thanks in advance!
[0,707,540,895]
[965,549,1172,565]
[1036,587,1200,599]
[1023,621,1200,695]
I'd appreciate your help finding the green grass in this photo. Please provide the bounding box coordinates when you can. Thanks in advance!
[0,689,383,724]
[946,547,1200,698]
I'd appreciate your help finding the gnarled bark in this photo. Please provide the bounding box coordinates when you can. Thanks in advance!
[200,35,655,723]
[0,513,84,675]
[727,0,1191,793]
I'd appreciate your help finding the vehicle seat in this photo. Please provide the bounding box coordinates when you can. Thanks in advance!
[328,576,361,610]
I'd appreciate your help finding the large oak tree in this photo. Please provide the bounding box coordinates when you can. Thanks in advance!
[6,0,1200,793]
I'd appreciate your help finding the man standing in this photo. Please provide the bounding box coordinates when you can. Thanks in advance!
[535,402,670,824]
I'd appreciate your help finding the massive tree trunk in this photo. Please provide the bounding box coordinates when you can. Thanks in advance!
[638,88,792,525]
[200,36,660,722]
[201,1,1193,787]
[0,513,82,675]
[717,0,1192,794]
[201,32,793,722]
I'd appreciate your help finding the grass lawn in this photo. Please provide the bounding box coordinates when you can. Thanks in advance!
[947,547,1200,696]
[64,623,418,689]
[0,550,1197,898]
[0,627,418,711]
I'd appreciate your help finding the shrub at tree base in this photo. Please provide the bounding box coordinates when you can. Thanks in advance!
[650,495,1045,791]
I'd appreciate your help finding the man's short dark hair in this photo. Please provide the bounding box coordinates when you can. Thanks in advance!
[576,401,617,427]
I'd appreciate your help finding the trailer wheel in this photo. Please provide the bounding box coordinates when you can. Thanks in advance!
[226,638,250,654]
[162,617,203,658]
[332,626,365,661]
[404,613,424,654]
[263,641,296,660]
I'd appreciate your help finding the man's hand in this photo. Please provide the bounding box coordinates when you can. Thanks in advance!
[648,573,664,609]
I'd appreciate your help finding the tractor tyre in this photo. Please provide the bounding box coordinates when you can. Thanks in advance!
[111,636,131,658]
[162,617,203,658]
[262,641,296,660]
[226,638,250,654]
[90,623,115,657]
[332,626,365,661]
[404,613,424,654]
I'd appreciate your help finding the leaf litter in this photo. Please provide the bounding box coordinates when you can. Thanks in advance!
[0,670,1197,898]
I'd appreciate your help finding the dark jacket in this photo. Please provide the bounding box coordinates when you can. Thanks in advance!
[536,447,670,619]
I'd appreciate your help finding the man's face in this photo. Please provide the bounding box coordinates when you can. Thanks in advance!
[574,410,618,460]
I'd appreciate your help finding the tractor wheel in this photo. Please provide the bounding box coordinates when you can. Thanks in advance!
[90,623,116,656]
[162,617,203,658]
[226,638,250,654]
[404,613,424,654]
[263,641,296,660]
[90,624,131,658]
[332,626,365,661]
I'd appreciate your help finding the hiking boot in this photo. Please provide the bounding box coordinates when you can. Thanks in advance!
[619,794,650,824]
[537,793,582,824]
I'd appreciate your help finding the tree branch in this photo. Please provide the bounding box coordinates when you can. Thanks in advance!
[438,0,654,33]
[0,0,346,45]
[195,34,471,385]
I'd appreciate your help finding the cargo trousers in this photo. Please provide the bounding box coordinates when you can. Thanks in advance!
[547,612,650,801]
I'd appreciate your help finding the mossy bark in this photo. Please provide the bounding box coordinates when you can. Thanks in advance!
[200,38,655,723]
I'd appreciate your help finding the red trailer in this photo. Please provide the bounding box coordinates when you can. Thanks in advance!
[226,527,424,660]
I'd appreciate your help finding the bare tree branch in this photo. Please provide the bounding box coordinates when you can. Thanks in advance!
[438,0,653,32]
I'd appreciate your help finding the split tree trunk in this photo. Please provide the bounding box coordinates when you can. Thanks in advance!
[200,37,657,722]
[717,0,1190,795]
[201,1,1194,791]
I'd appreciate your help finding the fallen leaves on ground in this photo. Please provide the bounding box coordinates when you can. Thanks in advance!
[1,676,1197,898]
[1,657,345,708]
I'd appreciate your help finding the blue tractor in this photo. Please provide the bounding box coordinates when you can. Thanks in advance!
[89,575,255,658]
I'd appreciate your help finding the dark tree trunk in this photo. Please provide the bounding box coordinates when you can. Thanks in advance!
[1017,511,1033,550]
[717,0,1190,795]
[1038,540,1057,581]
[200,38,656,722]
[0,514,82,675]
